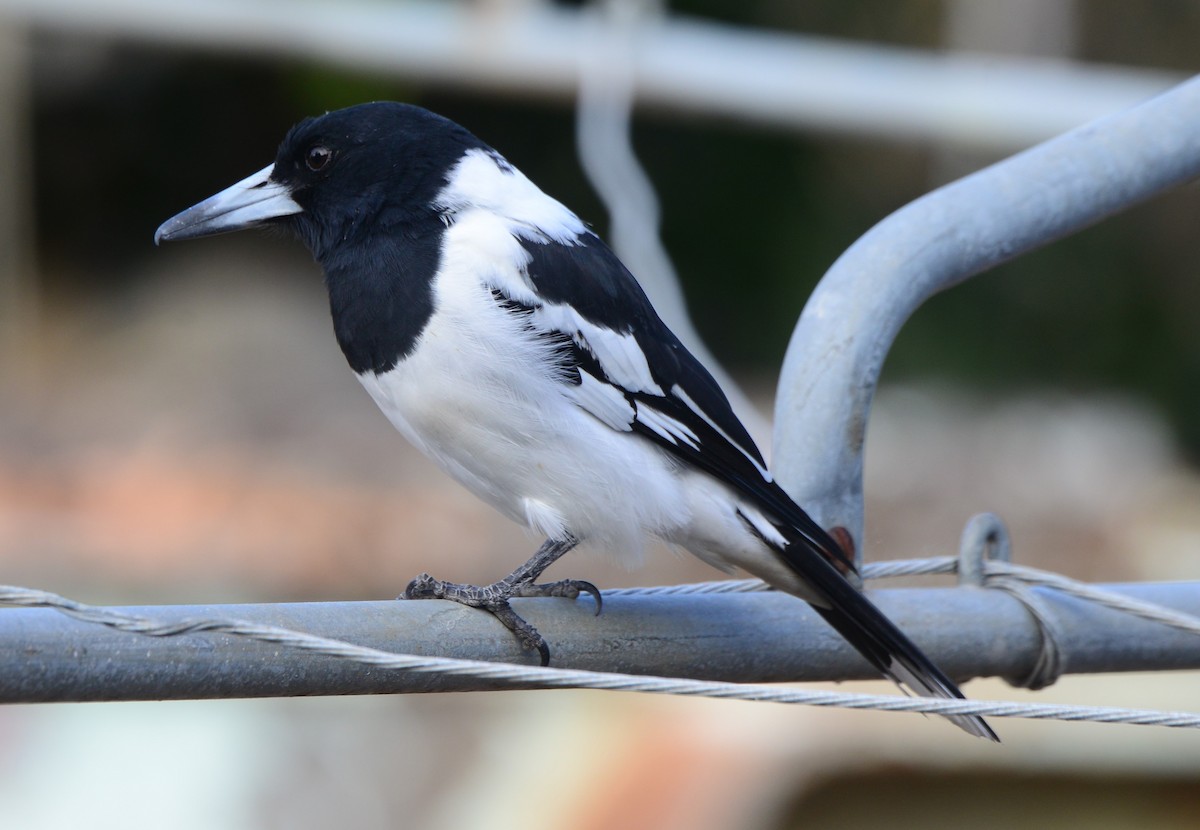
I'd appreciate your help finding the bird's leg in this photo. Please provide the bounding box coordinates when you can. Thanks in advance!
[403,534,601,665]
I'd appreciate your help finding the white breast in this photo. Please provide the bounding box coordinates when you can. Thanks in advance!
[354,210,691,563]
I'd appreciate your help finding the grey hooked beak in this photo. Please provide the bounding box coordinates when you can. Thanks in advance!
[154,163,302,245]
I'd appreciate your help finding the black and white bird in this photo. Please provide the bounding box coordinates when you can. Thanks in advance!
[156,102,996,740]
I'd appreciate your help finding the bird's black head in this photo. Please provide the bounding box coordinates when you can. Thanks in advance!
[271,103,485,259]
[154,102,486,261]
[155,102,494,374]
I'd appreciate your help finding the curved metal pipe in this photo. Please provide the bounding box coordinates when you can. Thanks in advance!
[773,75,1200,557]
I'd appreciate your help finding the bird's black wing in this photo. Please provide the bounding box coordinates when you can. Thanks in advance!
[505,231,854,573]
[496,231,997,741]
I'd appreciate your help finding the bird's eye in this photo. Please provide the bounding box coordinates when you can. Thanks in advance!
[305,145,334,172]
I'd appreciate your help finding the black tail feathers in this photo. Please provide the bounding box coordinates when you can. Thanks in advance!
[777,518,998,741]
[811,596,998,741]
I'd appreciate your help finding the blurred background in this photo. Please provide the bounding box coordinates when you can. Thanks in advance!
[1,0,1199,827]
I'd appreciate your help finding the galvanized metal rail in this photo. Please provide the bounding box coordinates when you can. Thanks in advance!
[1,580,1198,703]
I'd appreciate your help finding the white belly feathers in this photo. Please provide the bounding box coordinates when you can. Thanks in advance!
[354,211,693,563]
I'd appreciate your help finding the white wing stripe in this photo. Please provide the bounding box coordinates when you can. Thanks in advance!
[636,404,700,450]
[572,370,635,431]
[671,384,772,481]
[533,303,663,396]
[738,506,789,548]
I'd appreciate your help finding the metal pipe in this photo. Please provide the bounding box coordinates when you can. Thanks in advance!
[0,0,1182,150]
[2,582,1198,703]
[773,75,1200,555]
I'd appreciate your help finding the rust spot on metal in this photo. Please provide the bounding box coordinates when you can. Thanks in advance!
[828,525,857,577]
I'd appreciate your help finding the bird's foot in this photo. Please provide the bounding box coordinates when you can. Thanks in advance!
[402,535,599,666]
[403,574,601,666]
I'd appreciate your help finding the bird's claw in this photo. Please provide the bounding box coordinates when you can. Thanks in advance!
[486,600,551,666]
[401,572,602,666]
[510,578,603,616]
[403,572,450,601]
